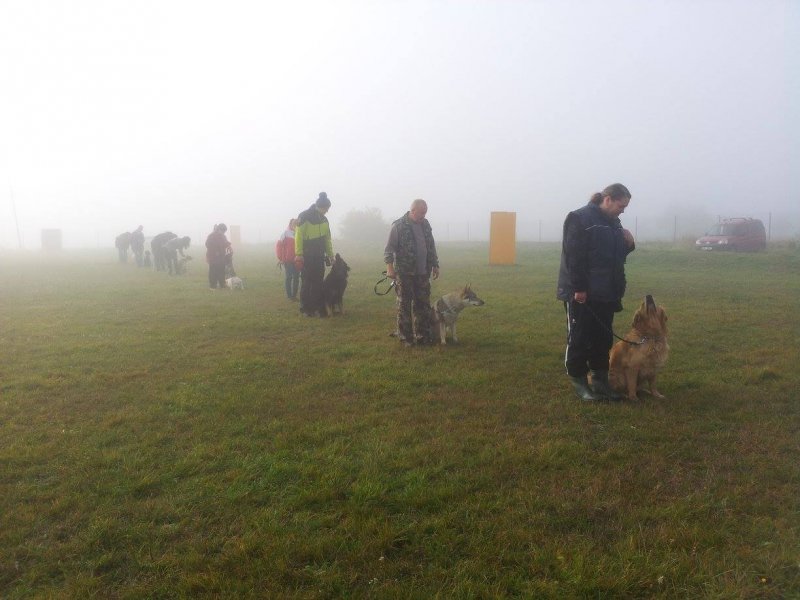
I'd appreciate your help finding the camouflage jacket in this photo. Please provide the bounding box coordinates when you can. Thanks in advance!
[384,212,439,276]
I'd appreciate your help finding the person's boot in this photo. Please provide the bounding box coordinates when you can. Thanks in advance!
[589,370,625,401]
[568,375,602,401]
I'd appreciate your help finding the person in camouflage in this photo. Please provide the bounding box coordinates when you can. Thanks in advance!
[384,199,440,346]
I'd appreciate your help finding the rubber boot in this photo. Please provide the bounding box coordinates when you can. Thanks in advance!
[590,370,625,401]
[568,375,602,401]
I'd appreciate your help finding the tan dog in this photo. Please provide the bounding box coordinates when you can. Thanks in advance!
[609,295,670,401]
[434,285,485,345]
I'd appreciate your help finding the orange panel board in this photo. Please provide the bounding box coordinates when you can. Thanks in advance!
[489,212,516,265]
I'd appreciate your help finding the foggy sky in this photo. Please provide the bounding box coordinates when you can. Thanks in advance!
[1,0,798,248]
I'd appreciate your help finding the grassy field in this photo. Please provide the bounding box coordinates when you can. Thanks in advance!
[1,241,799,598]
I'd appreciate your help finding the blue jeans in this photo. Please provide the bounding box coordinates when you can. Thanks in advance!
[284,262,299,299]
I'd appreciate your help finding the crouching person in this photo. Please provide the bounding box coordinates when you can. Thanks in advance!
[164,236,191,275]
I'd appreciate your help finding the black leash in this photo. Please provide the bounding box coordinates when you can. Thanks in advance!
[581,301,645,346]
[374,271,397,296]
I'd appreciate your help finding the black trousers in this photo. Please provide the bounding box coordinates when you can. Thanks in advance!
[209,263,226,288]
[564,300,616,377]
[300,256,325,316]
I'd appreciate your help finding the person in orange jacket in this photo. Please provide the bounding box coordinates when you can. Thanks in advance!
[277,218,299,301]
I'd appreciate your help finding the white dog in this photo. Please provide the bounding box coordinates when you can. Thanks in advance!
[226,276,244,290]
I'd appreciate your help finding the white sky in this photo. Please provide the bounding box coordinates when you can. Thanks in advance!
[1,0,798,247]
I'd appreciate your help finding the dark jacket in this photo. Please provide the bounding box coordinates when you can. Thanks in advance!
[295,205,333,258]
[384,213,439,276]
[557,202,634,304]
[151,231,177,253]
[115,232,131,250]
[205,230,230,265]
[130,229,145,253]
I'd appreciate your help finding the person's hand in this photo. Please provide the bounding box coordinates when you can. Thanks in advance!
[431,266,440,280]
[622,228,635,249]
[574,291,587,304]
[386,264,396,279]
[324,256,332,267]
[294,256,304,271]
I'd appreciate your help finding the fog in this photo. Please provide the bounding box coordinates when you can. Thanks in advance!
[1,0,797,249]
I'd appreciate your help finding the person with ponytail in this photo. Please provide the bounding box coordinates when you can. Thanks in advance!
[557,183,635,401]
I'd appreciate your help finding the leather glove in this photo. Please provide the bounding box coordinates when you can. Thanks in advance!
[294,256,304,271]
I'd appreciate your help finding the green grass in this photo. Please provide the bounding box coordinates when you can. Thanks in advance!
[1,242,799,598]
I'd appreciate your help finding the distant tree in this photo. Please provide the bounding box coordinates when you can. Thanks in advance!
[338,207,389,242]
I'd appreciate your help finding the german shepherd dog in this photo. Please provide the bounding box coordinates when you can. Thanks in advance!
[434,284,485,345]
[609,295,670,401]
[322,254,350,315]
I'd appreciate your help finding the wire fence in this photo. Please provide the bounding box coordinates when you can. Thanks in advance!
[438,211,799,244]
[5,210,799,250]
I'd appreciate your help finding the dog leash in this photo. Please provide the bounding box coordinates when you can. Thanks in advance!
[374,271,397,296]
[580,301,645,346]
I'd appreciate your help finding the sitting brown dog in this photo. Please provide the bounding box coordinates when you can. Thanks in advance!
[609,295,670,401]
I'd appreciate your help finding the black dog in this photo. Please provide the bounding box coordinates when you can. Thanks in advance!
[322,254,350,316]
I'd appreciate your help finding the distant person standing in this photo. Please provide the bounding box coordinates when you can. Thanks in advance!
[130,225,145,267]
[384,199,440,346]
[206,223,231,289]
[295,193,334,317]
[277,218,300,301]
[115,231,131,263]
[557,183,635,401]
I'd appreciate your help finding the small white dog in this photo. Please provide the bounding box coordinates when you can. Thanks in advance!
[226,276,244,290]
